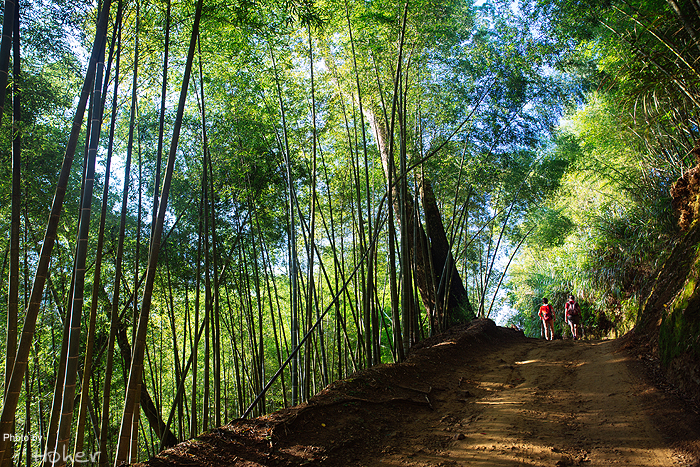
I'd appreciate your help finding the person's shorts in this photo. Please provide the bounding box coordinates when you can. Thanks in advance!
[567,314,581,325]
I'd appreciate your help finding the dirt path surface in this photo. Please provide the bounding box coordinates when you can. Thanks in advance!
[371,339,684,466]
[140,320,700,467]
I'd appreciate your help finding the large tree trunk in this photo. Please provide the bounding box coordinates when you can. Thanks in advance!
[365,109,471,333]
[418,173,471,326]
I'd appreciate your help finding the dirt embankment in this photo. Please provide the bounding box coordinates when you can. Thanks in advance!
[138,320,700,467]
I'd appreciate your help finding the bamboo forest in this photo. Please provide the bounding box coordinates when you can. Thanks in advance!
[1,0,700,465]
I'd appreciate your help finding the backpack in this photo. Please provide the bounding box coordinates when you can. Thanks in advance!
[541,304,552,320]
[567,301,580,316]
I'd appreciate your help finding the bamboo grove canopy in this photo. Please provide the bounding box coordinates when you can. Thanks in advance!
[1,0,698,464]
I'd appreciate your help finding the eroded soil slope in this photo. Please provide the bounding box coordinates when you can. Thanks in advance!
[138,320,700,466]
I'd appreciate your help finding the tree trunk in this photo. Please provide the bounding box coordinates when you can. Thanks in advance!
[418,173,471,325]
[5,0,20,404]
[0,0,18,125]
[97,6,126,463]
[114,0,203,461]
[0,2,112,464]
[366,110,471,333]
[74,11,120,456]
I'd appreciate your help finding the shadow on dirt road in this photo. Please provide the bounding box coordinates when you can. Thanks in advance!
[371,339,684,466]
[139,320,700,467]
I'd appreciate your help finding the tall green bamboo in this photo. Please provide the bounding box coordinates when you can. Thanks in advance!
[303,22,319,401]
[2,6,20,466]
[0,0,17,125]
[73,8,121,456]
[130,2,146,454]
[165,247,184,439]
[248,203,265,414]
[153,0,171,232]
[0,2,112,463]
[189,191,203,438]
[5,0,20,403]
[197,35,212,431]
[398,88,411,358]
[268,43,299,405]
[343,0,372,370]
[114,0,204,461]
[203,58,222,427]
[258,225,288,408]
[42,278,72,467]
[201,105,211,432]
[98,3,128,463]
[53,13,109,464]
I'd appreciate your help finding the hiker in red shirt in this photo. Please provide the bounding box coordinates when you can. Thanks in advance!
[538,298,554,341]
[565,295,582,340]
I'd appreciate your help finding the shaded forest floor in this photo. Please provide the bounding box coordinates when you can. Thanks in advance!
[137,320,700,466]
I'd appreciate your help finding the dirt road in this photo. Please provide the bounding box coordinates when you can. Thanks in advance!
[367,338,692,466]
[141,321,700,467]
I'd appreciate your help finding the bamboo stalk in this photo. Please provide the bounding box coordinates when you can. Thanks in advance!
[114,0,204,461]
[0,2,112,462]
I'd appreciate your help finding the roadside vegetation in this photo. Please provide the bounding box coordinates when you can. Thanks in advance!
[506,0,697,339]
[0,0,698,464]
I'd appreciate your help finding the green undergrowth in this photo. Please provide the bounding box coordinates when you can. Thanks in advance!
[642,218,700,378]
[658,244,700,366]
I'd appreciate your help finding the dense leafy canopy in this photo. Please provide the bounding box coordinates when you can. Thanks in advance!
[0,0,696,463]
[506,0,698,337]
